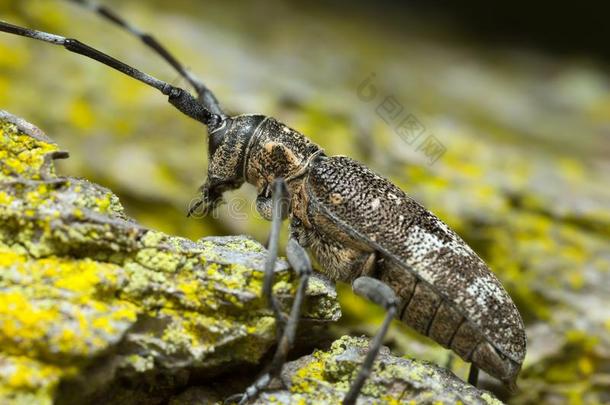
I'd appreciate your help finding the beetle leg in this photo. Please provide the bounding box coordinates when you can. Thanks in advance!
[229,238,313,405]
[269,238,312,372]
[468,364,479,387]
[262,178,290,328]
[228,179,312,404]
[343,276,398,405]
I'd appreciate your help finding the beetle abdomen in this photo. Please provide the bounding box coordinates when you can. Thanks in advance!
[381,260,477,352]
[305,155,526,386]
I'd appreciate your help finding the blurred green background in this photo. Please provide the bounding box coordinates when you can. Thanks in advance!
[1,1,609,403]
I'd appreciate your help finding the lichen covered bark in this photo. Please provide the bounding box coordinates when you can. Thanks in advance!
[0,111,340,404]
[178,336,503,405]
[281,336,503,404]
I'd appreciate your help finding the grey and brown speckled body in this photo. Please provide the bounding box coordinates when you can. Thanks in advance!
[200,114,526,389]
[300,156,526,388]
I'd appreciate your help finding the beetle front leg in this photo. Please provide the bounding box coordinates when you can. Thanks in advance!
[227,179,314,404]
[343,276,398,405]
[261,178,290,326]
[230,238,313,405]
[269,238,313,374]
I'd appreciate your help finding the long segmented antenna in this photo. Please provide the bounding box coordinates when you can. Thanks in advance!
[65,0,226,118]
[0,20,222,128]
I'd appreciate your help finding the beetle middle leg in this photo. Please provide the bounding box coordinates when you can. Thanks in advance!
[343,276,398,405]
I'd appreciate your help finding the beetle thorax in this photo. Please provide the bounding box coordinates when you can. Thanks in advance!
[200,115,321,214]
[244,117,323,193]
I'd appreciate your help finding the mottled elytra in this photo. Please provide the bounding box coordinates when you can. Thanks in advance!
[0,1,526,404]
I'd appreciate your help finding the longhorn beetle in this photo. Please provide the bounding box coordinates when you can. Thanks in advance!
[0,1,526,403]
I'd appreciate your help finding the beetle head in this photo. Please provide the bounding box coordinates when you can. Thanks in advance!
[188,114,266,217]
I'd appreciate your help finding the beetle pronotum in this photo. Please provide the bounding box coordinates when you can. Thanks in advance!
[0,1,526,404]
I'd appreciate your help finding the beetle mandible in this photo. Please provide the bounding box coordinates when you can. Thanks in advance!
[0,1,526,404]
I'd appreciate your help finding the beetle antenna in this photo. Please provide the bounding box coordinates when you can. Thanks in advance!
[0,20,222,129]
[65,0,226,118]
